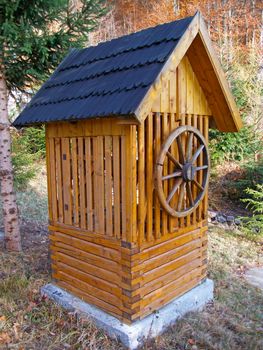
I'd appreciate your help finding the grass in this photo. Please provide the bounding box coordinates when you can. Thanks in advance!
[0,163,48,228]
[0,168,263,349]
[0,226,262,350]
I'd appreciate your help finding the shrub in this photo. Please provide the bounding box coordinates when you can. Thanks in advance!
[16,126,46,159]
[209,126,261,164]
[240,184,263,240]
[224,159,263,201]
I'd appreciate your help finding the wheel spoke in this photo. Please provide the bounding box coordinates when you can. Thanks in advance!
[167,178,183,204]
[177,182,185,211]
[186,182,194,207]
[193,179,204,191]
[177,136,185,164]
[162,171,182,181]
[186,132,193,162]
[167,151,182,169]
[191,144,204,163]
[196,165,208,171]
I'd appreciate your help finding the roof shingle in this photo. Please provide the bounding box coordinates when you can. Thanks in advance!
[13,16,194,127]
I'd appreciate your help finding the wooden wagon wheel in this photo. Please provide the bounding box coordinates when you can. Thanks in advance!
[155,126,210,218]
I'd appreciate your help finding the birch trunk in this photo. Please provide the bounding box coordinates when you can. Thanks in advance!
[0,70,21,251]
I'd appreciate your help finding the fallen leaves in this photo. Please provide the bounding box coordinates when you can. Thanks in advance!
[0,332,11,344]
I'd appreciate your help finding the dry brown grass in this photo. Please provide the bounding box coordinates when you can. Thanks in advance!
[0,225,262,350]
[0,170,263,349]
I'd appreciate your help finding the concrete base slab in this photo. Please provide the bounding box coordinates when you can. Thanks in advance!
[41,279,214,350]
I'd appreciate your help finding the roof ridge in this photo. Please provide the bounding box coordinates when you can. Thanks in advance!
[75,15,194,54]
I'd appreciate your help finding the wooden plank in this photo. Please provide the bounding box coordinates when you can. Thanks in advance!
[56,280,123,318]
[203,116,209,217]
[113,136,121,238]
[138,123,145,244]
[45,132,53,222]
[154,113,161,239]
[142,238,201,272]
[93,136,104,234]
[48,223,120,248]
[140,227,204,261]
[141,249,201,285]
[47,119,128,139]
[105,136,113,237]
[61,138,72,225]
[168,113,178,232]
[161,113,168,236]
[192,114,198,225]
[186,57,194,114]
[50,231,120,261]
[85,138,93,231]
[53,252,120,288]
[50,243,119,273]
[78,138,86,229]
[131,125,137,242]
[121,136,127,240]
[146,114,153,241]
[55,138,64,223]
[139,273,204,318]
[197,116,204,221]
[186,114,192,227]
[48,138,58,222]
[71,138,79,226]
[140,258,201,297]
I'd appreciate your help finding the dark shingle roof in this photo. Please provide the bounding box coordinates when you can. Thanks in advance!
[13,16,194,127]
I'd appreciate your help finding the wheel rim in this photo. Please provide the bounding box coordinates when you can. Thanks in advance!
[155,126,210,218]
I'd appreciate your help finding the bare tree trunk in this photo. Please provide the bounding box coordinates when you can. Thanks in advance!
[0,71,21,251]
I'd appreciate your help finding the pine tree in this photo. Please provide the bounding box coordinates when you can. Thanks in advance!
[0,0,107,251]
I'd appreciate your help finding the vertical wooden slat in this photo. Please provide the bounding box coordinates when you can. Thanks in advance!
[105,136,113,237]
[186,114,192,227]
[78,138,86,229]
[93,136,104,234]
[154,113,161,239]
[138,123,145,244]
[131,125,137,242]
[177,62,186,229]
[146,114,153,241]
[121,136,127,240]
[168,112,178,232]
[61,138,72,225]
[48,138,58,222]
[46,136,53,222]
[162,113,168,236]
[192,114,198,225]
[85,138,93,231]
[55,138,64,223]
[203,116,209,217]
[197,116,203,222]
[113,136,120,238]
[71,138,79,226]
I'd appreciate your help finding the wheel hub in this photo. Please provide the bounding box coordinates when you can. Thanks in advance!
[182,163,195,182]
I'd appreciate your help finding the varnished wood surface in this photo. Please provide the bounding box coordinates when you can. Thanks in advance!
[45,44,216,324]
